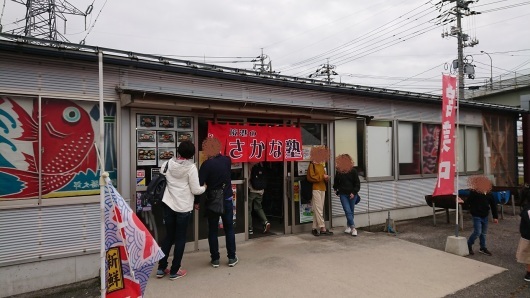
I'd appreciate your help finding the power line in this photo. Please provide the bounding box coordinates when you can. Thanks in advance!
[81,0,108,44]
[277,1,436,73]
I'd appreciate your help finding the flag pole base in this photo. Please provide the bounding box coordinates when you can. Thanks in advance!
[444,235,469,256]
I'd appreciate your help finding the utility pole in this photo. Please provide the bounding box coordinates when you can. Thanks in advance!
[441,0,480,99]
[456,3,465,101]
[308,59,338,84]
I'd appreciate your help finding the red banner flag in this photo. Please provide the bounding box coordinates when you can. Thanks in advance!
[433,75,457,196]
[282,126,303,161]
[207,122,228,154]
[247,125,268,162]
[226,124,249,163]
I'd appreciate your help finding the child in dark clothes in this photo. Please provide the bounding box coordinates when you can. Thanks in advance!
[465,175,498,256]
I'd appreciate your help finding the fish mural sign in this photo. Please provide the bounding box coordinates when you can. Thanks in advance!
[0,97,116,199]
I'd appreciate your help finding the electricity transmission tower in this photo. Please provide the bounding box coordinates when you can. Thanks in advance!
[309,59,338,84]
[9,0,93,42]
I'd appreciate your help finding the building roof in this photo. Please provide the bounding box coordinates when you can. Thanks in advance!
[0,33,524,114]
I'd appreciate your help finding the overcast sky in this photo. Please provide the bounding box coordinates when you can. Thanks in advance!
[1,0,529,95]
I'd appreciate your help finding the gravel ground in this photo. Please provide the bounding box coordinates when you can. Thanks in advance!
[10,204,530,298]
[364,204,530,298]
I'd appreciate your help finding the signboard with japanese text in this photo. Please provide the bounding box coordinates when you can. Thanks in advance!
[433,75,457,196]
[207,123,303,163]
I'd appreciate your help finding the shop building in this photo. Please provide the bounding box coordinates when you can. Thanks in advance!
[0,34,523,296]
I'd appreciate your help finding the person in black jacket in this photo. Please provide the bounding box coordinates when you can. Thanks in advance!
[333,154,361,236]
[465,175,499,256]
[516,184,530,282]
[196,137,238,268]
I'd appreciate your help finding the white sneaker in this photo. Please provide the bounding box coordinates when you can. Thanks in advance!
[351,228,358,236]
[344,226,352,234]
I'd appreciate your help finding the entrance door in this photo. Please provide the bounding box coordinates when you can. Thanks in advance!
[248,161,284,239]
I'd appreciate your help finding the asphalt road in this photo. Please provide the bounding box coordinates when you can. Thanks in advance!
[10,204,529,298]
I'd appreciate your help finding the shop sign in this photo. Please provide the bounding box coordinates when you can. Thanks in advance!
[208,122,303,162]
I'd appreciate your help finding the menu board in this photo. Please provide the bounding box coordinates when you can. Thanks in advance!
[135,114,194,167]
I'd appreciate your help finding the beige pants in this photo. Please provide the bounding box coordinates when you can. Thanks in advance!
[312,190,326,229]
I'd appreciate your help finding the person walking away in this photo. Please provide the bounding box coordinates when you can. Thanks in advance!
[333,154,360,236]
[307,146,332,236]
[197,137,238,268]
[157,141,206,280]
[516,187,530,281]
[465,175,498,256]
[248,162,271,235]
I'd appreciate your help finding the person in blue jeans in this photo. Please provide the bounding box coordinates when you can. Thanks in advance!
[157,141,206,280]
[333,154,361,236]
[465,175,498,256]
[197,137,238,268]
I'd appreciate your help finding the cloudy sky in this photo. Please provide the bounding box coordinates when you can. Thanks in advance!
[1,0,529,95]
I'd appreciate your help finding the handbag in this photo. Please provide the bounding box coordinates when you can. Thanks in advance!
[206,184,225,215]
[354,194,361,205]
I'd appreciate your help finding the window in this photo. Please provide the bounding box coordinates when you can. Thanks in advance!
[0,96,117,202]
[398,122,421,175]
[397,122,482,177]
[465,126,482,172]
[421,123,441,175]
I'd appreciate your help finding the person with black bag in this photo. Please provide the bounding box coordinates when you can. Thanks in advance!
[156,141,206,280]
[333,154,361,237]
[248,162,271,235]
[196,137,238,268]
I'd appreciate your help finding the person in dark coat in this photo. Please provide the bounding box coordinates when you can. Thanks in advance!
[465,175,498,256]
[196,137,238,268]
[333,154,361,236]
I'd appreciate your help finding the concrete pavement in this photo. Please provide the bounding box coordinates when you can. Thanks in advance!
[145,230,505,298]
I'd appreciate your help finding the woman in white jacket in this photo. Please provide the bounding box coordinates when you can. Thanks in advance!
[156,141,206,280]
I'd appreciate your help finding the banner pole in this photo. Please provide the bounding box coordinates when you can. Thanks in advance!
[98,51,106,298]
[455,75,460,237]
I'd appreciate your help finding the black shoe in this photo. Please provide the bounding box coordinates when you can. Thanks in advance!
[312,229,320,236]
[468,244,474,255]
[524,272,530,282]
[479,248,492,256]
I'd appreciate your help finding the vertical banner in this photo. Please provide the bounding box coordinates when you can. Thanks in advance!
[207,122,228,154]
[266,125,284,162]
[226,124,249,163]
[282,126,303,161]
[433,75,457,196]
[247,125,268,162]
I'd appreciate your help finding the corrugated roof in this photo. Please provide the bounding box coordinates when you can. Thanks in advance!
[0,33,524,114]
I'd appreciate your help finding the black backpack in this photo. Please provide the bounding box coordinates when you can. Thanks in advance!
[141,162,169,207]
[250,163,268,190]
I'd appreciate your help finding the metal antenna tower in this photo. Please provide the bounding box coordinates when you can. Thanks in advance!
[252,48,275,73]
[10,0,93,42]
[309,59,338,84]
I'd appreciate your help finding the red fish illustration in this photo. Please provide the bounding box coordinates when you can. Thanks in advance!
[0,97,97,198]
